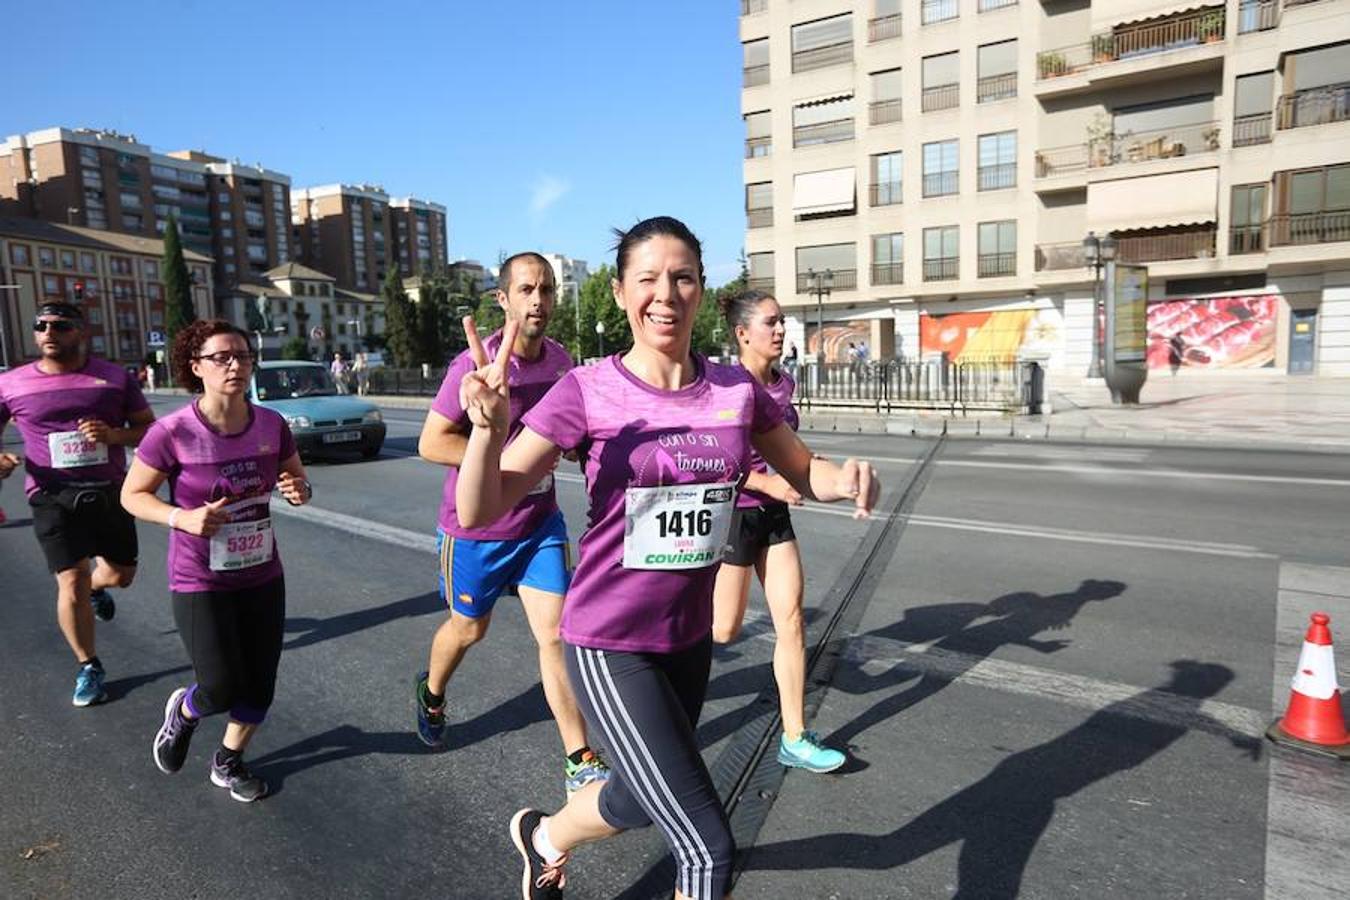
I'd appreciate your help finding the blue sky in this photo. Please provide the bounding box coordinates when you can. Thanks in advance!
[6,0,748,284]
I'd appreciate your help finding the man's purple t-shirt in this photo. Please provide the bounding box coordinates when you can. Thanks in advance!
[738,369,800,510]
[0,358,150,497]
[432,332,573,540]
[522,354,784,654]
[135,402,296,593]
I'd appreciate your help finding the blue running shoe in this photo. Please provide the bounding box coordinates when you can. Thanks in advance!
[777,730,846,773]
[90,589,115,622]
[563,749,611,798]
[415,671,446,749]
[72,663,107,707]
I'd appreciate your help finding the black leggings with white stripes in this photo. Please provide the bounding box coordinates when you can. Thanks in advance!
[565,637,734,900]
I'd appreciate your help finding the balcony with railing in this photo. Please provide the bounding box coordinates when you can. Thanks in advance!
[922,171,959,197]
[922,83,960,112]
[922,0,959,25]
[747,207,773,229]
[1233,112,1272,146]
[978,163,1016,191]
[978,252,1016,277]
[796,269,857,293]
[1237,0,1279,32]
[872,262,904,285]
[1115,225,1218,262]
[1269,211,1350,246]
[869,14,902,43]
[1229,224,1265,254]
[1276,82,1350,130]
[870,182,902,206]
[869,99,902,126]
[1034,242,1086,272]
[977,72,1017,103]
[923,257,959,281]
[1034,119,1221,179]
[1036,7,1226,82]
[792,40,853,74]
[745,136,772,159]
[793,118,854,148]
[743,64,769,88]
[741,0,767,15]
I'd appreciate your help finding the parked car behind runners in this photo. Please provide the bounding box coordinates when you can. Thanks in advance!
[251,361,385,459]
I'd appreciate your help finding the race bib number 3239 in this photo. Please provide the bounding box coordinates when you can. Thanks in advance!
[623,483,736,571]
[48,431,108,469]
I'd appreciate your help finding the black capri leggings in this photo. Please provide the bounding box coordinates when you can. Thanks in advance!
[565,636,734,900]
[171,577,286,725]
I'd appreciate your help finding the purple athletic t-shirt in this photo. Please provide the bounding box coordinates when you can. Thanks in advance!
[432,332,573,540]
[522,354,784,653]
[135,402,296,593]
[738,369,800,510]
[0,358,150,497]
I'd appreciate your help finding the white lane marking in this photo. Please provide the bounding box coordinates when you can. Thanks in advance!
[1265,563,1350,900]
[739,611,1265,740]
[271,501,437,554]
[938,459,1350,488]
[970,445,1154,463]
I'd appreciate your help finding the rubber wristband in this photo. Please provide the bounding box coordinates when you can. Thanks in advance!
[168,507,181,531]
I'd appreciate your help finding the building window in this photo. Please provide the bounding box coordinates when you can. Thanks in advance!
[921,0,958,26]
[869,69,903,125]
[80,252,97,273]
[793,95,855,147]
[143,259,158,279]
[922,140,959,197]
[870,0,902,42]
[43,275,60,295]
[978,221,1017,277]
[79,146,99,164]
[10,244,30,266]
[870,152,902,206]
[979,0,1018,10]
[923,226,959,281]
[1230,184,1267,254]
[39,247,55,267]
[743,39,769,87]
[977,131,1017,191]
[922,52,960,112]
[1234,72,1275,146]
[59,250,76,270]
[746,182,773,228]
[871,233,904,285]
[1272,165,1350,245]
[1113,94,1218,163]
[977,40,1018,103]
[1278,43,1350,130]
[795,243,857,293]
[791,14,853,74]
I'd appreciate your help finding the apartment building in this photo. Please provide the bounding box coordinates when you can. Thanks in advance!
[225,261,384,361]
[293,185,449,294]
[389,197,448,276]
[541,252,592,297]
[740,0,1350,375]
[0,217,213,365]
[0,128,293,301]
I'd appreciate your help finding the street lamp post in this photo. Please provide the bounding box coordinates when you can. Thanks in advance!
[1082,231,1117,379]
[561,280,580,360]
[808,268,833,385]
[595,319,606,358]
[0,283,20,370]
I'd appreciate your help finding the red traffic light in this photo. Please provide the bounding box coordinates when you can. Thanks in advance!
[73,280,85,301]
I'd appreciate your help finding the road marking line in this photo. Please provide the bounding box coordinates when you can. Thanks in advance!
[271,501,437,554]
[850,454,1350,487]
[1265,563,1350,900]
[738,612,1265,739]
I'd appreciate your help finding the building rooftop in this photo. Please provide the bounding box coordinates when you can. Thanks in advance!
[0,217,213,263]
[264,261,336,282]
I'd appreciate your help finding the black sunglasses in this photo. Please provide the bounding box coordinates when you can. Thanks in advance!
[33,319,79,333]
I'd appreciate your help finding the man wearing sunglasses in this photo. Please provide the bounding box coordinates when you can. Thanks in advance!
[0,301,155,707]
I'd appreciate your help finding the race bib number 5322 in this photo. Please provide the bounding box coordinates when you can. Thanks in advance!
[623,483,736,571]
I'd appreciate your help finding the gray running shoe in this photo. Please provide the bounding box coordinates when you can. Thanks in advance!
[210,755,269,803]
[153,687,197,774]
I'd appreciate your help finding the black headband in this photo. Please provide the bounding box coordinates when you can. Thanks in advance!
[36,302,84,321]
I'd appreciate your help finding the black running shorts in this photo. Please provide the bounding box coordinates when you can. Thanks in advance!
[30,486,139,573]
[721,502,795,566]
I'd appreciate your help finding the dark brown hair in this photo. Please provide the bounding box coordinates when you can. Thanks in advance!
[499,251,554,294]
[716,289,776,334]
[171,319,252,393]
[611,216,704,282]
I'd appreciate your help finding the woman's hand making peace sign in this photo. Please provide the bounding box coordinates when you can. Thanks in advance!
[458,316,520,433]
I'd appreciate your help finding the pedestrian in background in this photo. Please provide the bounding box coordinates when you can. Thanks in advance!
[331,352,350,394]
[353,351,370,396]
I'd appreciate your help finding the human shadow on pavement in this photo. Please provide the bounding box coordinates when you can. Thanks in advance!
[103,662,194,702]
[825,578,1124,750]
[282,590,443,652]
[740,660,1260,897]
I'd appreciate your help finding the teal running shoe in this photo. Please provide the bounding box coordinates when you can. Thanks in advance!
[72,663,107,707]
[777,730,846,773]
[415,671,446,749]
[90,589,115,622]
[563,749,611,798]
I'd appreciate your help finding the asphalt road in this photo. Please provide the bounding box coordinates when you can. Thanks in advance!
[2,398,1348,899]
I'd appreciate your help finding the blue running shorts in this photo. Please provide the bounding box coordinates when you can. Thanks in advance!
[436,510,571,618]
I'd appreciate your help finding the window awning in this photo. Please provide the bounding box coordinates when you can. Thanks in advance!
[793,168,855,216]
[1093,1,1214,29]
[1087,168,1218,231]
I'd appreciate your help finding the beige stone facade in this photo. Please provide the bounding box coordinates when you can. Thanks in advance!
[742,0,1350,375]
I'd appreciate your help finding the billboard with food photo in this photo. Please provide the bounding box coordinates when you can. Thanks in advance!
[919,308,1064,362]
[1145,295,1279,370]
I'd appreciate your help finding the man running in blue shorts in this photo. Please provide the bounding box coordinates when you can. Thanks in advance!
[414,252,609,796]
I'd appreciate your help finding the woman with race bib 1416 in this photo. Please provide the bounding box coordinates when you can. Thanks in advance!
[121,320,312,803]
[454,216,880,900]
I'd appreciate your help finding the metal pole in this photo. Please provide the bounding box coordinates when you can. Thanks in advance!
[0,284,19,370]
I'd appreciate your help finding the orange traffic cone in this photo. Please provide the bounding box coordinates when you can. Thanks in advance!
[1266,612,1350,760]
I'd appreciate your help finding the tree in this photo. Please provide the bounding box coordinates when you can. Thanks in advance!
[280,336,310,360]
[161,214,196,343]
[381,269,417,368]
[575,265,630,359]
[415,270,448,366]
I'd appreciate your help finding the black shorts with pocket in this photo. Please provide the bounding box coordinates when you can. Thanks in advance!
[722,502,796,566]
[30,484,139,573]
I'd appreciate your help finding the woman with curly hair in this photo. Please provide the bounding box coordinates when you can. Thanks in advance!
[121,319,311,802]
